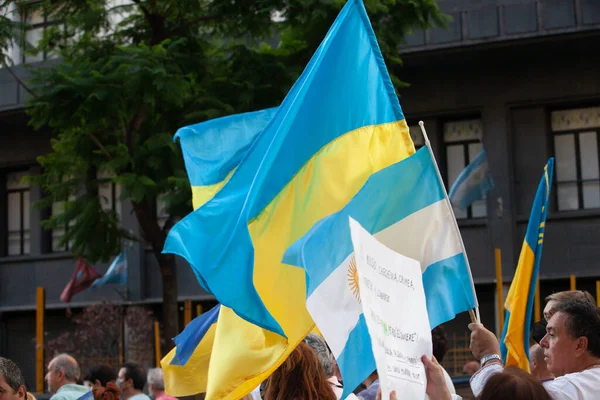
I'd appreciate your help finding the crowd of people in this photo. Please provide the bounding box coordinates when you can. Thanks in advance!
[0,290,598,400]
[0,356,176,400]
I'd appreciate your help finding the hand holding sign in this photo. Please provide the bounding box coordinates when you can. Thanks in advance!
[349,217,433,399]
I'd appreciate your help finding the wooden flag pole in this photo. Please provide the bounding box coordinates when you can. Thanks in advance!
[196,304,203,317]
[154,321,161,367]
[596,281,600,307]
[495,249,504,333]
[420,121,480,324]
[184,300,192,326]
[570,274,576,291]
[36,287,45,393]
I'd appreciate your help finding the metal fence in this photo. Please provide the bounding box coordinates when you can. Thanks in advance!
[441,331,479,377]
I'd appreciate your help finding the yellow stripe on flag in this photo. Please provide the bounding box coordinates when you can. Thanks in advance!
[192,169,235,210]
[161,324,217,396]
[503,242,535,372]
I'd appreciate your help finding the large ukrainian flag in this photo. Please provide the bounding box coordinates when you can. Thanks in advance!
[164,0,414,397]
[501,158,554,372]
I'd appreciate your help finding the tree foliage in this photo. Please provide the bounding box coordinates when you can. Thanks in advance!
[0,0,446,344]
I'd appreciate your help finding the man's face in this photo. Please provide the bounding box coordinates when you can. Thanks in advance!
[45,360,61,394]
[540,311,579,377]
[0,375,25,400]
[543,300,558,321]
[116,368,130,392]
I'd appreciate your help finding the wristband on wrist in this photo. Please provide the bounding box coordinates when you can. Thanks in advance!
[480,354,502,366]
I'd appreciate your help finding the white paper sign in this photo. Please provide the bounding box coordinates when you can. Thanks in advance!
[349,217,432,400]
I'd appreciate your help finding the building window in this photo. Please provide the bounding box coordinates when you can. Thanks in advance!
[443,119,486,219]
[6,171,30,256]
[156,196,169,230]
[98,172,122,219]
[551,107,600,211]
[409,124,425,149]
[51,196,75,253]
[20,4,60,64]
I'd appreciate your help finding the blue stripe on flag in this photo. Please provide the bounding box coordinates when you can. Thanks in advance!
[337,315,376,400]
[170,304,221,366]
[422,253,477,329]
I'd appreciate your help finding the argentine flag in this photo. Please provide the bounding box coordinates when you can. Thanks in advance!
[448,149,494,211]
[92,251,127,288]
[284,146,478,398]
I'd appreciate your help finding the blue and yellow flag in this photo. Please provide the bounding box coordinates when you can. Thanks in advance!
[175,107,277,211]
[164,0,415,397]
[165,0,414,338]
[161,305,220,395]
[501,158,554,371]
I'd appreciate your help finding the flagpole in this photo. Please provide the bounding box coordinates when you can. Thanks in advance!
[419,121,481,324]
[495,249,504,332]
[36,287,45,393]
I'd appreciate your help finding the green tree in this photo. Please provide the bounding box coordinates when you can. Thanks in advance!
[0,0,446,348]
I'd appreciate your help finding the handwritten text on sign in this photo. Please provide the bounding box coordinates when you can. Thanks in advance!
[349,217,432,400]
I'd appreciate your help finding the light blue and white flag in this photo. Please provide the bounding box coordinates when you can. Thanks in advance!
[92,251,127,288]
[283,146,478,399]
[448,149,494,211]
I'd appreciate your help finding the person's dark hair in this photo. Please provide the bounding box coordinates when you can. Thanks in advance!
[431,325,448,363]
[479,367,551,400]
[264,342,336,400]
[545,290,595,304]
[531,320,548,344]
[553,299,600,358]
[0,357,25,392]
[121,362,146,391]
[84,365,117,387]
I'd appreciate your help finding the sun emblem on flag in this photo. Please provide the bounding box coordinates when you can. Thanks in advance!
[347,255,361,302]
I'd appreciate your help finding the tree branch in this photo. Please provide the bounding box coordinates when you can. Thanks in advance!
[89,133,112,160]
[123,103,148,164]
[161,215,177,235]
[2,62,39,98]
[119,115,127,138]
[131,0,152,24]
[172,15,215,35]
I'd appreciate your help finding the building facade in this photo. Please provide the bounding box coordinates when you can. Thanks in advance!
[1,0,600,384]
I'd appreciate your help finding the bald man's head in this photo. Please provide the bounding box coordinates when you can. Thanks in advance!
[530,344,545,363]
[45,354,80,393]
[529,344,553,381]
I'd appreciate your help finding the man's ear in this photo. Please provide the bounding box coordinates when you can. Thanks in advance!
[17,385,26,400]
[574,336,589,358]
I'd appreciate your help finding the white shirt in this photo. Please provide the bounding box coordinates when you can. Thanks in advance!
[544,367,600,400]
[470,363,600,400]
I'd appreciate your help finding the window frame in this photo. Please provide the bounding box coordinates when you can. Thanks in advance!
[552,128,600,211]
[5,170,31,257]
[441,118,486,220]
[19,3,63,64]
